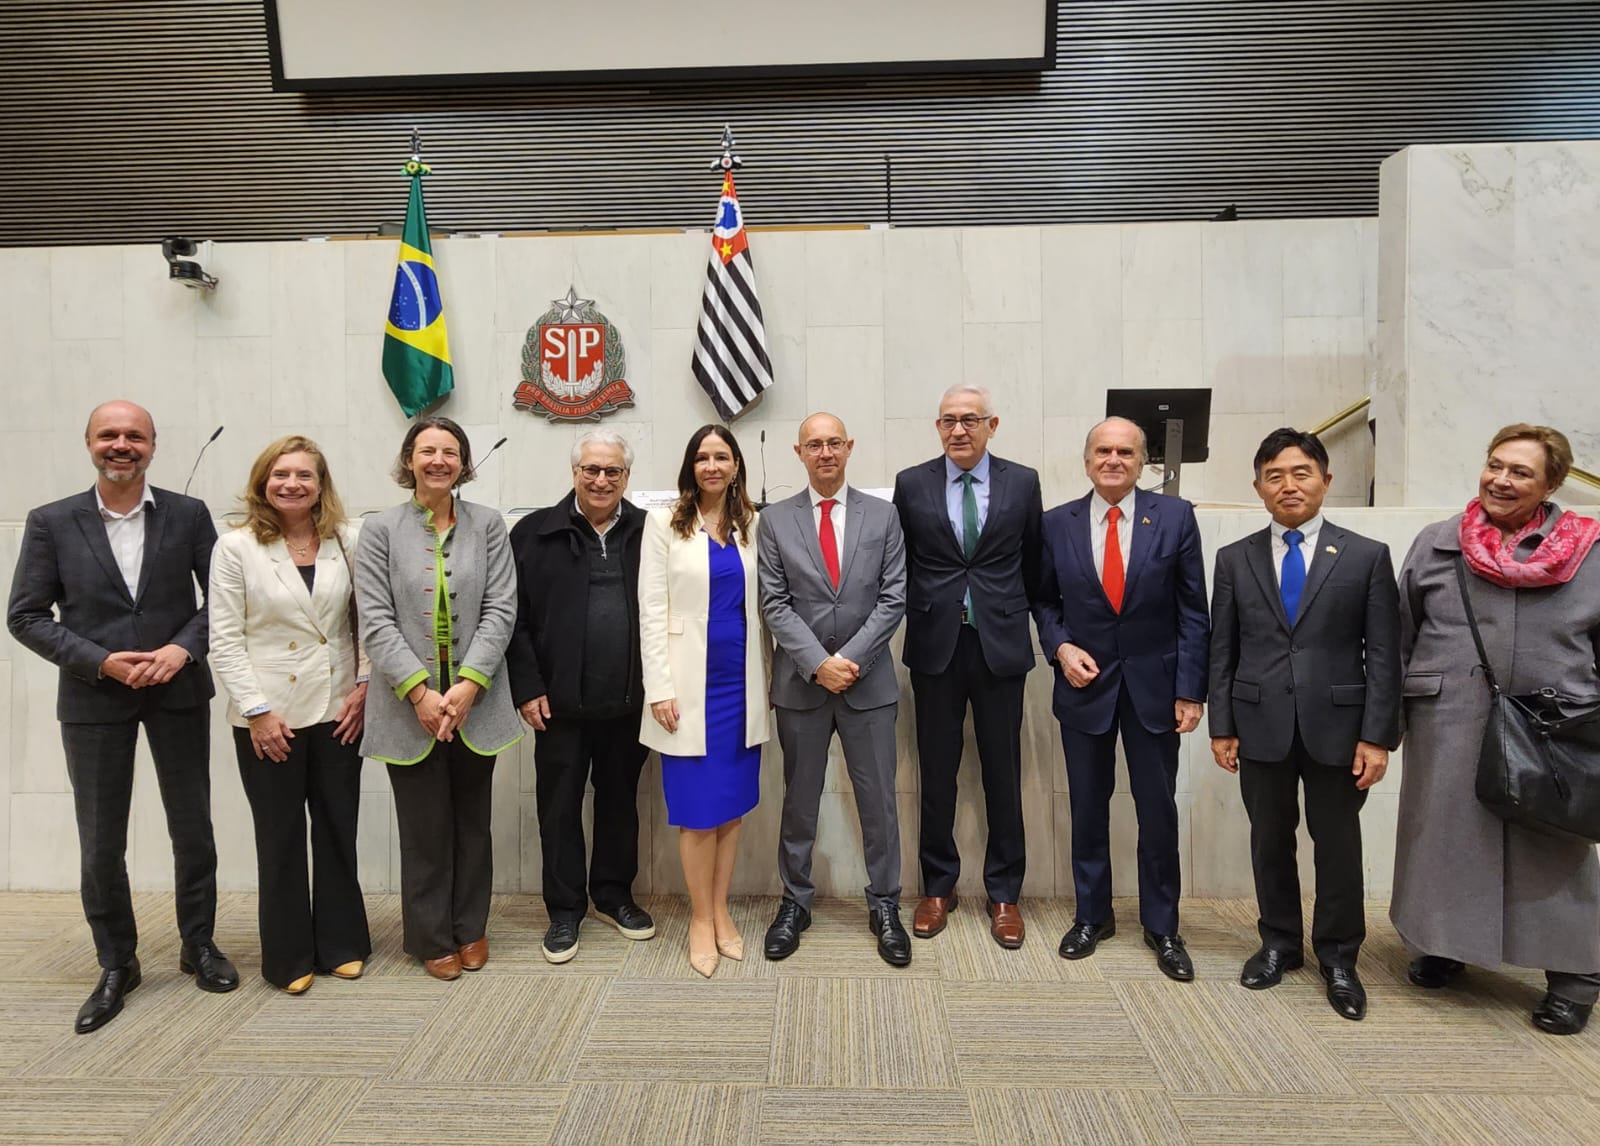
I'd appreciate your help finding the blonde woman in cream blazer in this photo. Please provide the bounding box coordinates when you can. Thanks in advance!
[208,436,372,995]
[639,424,770,977]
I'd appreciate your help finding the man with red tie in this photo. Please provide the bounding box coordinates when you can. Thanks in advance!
[1032,417,1209,980]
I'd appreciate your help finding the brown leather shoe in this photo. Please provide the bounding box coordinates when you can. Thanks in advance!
[458,937,488,971]
[423,953,462,980]
[913,895,957,938]
[988,901,1025,949]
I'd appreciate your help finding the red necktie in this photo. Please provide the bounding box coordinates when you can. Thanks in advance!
[1102,505,1125,613]
[819,499,840,587]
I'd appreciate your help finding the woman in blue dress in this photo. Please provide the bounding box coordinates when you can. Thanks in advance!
[639,425,770,976]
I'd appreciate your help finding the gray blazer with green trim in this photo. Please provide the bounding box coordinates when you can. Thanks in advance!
[354,497,523,764]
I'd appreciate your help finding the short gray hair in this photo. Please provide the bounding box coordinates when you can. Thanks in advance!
[1083,417,1149,466]
[571,428,634,469]
[940,384,993,416]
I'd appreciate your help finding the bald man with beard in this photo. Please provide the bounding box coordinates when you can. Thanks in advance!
[8,400,237,1035]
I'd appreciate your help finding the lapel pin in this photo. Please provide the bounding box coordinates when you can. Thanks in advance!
[1325,545,1338,554]
[1141,516,1151,525]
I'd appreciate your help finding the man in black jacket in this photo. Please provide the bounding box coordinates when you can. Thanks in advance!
[508,429,653,964]
[1208,428,1402,1021]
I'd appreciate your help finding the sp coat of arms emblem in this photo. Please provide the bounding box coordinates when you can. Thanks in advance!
[513,287,635,422]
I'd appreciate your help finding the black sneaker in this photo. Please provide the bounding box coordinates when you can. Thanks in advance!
[542,919,581,964]
[595,901,656,940]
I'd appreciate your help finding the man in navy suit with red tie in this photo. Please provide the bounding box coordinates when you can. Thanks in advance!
[1033,416,1209,980]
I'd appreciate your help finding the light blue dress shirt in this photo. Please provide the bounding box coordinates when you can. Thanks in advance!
[943,452,991,545]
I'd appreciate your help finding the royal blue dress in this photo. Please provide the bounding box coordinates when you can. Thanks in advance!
[661,534,761,829]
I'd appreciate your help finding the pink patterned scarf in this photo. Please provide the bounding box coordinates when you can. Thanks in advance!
[1458,498,1600,588]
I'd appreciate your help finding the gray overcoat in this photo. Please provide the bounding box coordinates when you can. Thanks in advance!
[355,497,523,765]
[1391,513,1600,973]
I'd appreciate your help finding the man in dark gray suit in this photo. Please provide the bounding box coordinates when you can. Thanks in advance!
[1208,427,1401,1021]
[7,400,237,1035]
[758,413,910,965]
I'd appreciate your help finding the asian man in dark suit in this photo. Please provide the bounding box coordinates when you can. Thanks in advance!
[1033,416,1209,981]
[1208,427,1401,1021]
[7,400,237,1035]
[892,384,1042,949]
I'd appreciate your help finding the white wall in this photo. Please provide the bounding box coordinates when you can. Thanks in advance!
[1,215,1387,900]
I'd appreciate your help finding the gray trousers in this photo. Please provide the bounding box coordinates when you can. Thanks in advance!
[775,695,901,913]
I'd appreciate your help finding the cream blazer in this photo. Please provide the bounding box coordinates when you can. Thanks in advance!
[638,507,770,757]
[208,523,371,730]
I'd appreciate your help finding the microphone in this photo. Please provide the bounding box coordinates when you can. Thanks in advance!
[758,430,768,508]
[183,425,224,497]
[477,437,508,472]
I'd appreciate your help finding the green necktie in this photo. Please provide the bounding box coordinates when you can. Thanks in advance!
[961,472,980,559]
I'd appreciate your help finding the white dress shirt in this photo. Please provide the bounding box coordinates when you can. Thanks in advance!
[96,483,155,599]
[1269,513,1323,585]
[1089,489,1136,579]
[809,482,848,555]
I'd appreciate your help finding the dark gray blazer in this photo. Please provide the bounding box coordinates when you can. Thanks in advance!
[758,487,907,712]
[1208,519,1402,765]
[6,486,216,722]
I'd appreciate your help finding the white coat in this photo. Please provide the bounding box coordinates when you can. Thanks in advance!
[208,523,370,730]
[638,507,770,757]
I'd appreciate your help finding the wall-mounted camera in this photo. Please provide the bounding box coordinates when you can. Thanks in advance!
[161,237,218,290]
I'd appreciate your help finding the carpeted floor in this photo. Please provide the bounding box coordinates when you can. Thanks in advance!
[2,891,1596,1145]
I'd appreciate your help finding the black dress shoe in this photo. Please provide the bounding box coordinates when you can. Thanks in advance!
[1532,992,1593,1036]
[1406,955,1466,990]
[1321,965,1367,1021]
[763,899,811,961]
[76,957,142,1034]
[1059,917,1116,960]
[179,941,240,993]
[1144,931,1194,981]
[870,904,912,967]
[1240,946,1304,990]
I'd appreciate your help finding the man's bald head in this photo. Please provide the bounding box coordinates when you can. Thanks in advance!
[85,400,157,487]
[796,411,853,496]
[85,400,156,442]
[799,412,848,443]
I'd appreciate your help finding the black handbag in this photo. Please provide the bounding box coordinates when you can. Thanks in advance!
[1454,557,1600,844]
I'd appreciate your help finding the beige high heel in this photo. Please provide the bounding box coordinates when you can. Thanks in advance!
[688,918,719,978]
[715,924,745,962]
[285,973,313,995]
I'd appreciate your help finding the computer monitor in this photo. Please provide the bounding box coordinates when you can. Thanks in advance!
[1104,388,1212,464]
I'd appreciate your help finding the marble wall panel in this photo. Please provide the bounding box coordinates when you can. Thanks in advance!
[883,228,963,414]
[50,247,125,342]
[430,238,501,429]
[1041,224,1122,419]
[123,250,199,427]
[649,232,707,332]
[1120,319,1203,393]
[268,243,347,433]
[2,251,59,433]
[1202,222,1284,416]
[962,322,1043,472]
[10,651,68,794]
[9,792,79,890]
[0,661,8,886]
[962,226,1042,325]
[805,229,883,328]
[805,326,886,488]
[1121,224,1203,321]
[1282,218,1365,318]
[198,243,272,338]
[1407,145,1516,275]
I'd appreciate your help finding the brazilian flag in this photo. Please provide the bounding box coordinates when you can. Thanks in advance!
[382,161,454,416]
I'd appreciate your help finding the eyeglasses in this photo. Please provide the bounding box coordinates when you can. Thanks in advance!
[937,414,988,431]
[577,465,627,481]
[800,438,848,456]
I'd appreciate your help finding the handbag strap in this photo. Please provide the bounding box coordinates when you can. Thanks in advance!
[334,530,361,667]
[1452,555,1500,693]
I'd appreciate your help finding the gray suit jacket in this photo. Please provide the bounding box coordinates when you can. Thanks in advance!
[7,486,216,722]
[758,486,906,711]
[354,497,523,764]
[1208,519,1402,766]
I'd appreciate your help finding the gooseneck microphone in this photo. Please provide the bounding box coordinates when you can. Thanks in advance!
[758,429,768,508]
[183,425,224,496]
[477,437,509,473]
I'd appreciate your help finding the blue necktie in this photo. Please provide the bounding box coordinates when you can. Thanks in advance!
[1280,529,1306,623]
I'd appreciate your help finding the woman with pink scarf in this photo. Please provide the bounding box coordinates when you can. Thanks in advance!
[1391,424,1600,1036]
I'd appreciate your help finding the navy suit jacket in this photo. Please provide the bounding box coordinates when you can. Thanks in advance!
[892,453,1042,678]
[1033,488,1209,735]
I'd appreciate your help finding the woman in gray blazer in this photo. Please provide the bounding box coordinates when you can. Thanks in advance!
[356,417,523,981]
[1392,424,1600,1036]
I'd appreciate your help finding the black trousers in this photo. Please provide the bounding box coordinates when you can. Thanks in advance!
[910,626,1027,903]
[387,739,497,960]
[1060,683,1183,935]
[534,714,649,921]
[233,722,371,987]
[1239,731,1367,969]
[61,703,218,969]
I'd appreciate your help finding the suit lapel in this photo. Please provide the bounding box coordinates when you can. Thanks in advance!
[924,459,964,561]
[270,539,322,630]
[793,493,836,595]
[972,457,1007,560]
[834,487,867,590]
[1121,490,1157,603]
[1294,522,1346,625]
[132,497,167,603]
[1062,495,1099,596]
[72,494,134,605]
[1243,527,1292,633]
